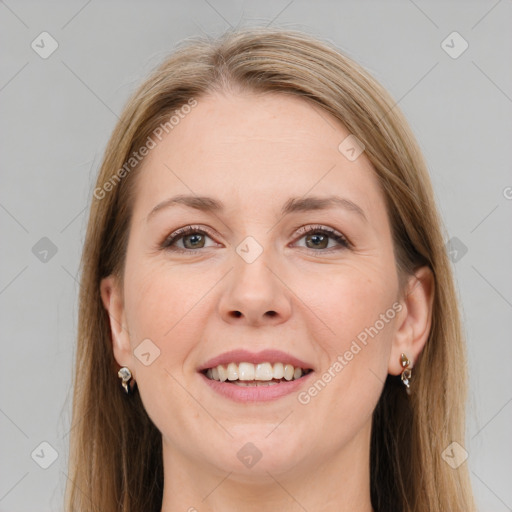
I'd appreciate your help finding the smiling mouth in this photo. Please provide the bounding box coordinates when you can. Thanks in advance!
[201,361,313,386]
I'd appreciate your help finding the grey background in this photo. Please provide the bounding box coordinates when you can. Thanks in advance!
[1,1,511,510]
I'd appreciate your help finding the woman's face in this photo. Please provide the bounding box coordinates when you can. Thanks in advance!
[102,91,419,482]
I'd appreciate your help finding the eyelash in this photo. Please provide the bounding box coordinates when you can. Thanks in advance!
[294,225,351,251]
[160,224,351,255]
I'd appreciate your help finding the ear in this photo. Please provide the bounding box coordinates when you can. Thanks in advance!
[100,275,134,376]
[388,266,435,375]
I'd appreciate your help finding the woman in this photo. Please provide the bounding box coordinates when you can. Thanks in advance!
[65,27,476,511]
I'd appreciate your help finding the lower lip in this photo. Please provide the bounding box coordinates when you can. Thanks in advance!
[199,371,314,403]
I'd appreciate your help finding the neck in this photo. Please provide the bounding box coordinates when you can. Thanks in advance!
[160,420,374,512]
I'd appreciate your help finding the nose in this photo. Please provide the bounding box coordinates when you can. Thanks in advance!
[217,250,292,327]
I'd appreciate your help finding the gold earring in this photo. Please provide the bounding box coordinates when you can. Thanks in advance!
[118,366,133,395]
[400,353,412,395]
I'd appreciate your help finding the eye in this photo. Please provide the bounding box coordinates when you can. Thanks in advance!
[161,225,219,253]
[292,225,351,252]
[160,224,351,255]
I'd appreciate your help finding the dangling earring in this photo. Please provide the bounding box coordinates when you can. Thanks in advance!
[118,366,134,395]
[400,353,412,395]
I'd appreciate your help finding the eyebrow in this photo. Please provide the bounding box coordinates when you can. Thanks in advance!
[147,194,368,222]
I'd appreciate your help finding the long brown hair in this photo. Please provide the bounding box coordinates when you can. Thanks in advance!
[65,27,476,511]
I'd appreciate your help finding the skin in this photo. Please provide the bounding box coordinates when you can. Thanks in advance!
[101,91,434,512]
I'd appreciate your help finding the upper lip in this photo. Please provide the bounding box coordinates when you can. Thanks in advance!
[197,349,314,372]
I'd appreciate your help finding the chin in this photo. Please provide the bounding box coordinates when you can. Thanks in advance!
[206,432,310,478]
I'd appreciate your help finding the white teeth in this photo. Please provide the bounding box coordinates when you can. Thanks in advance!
[238,362,255,380]
[284,364,294,381]
[273,362,284,379]
[218,365,228,382]
[255,362,273,381]
[226,362,238,381]
[204,362,310,383]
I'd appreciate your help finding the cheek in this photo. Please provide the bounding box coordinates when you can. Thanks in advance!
[122,259,228,390]
[294,261,397,408]
[121,264,213,437]
[297,258,398,348]
[124,262,208,354]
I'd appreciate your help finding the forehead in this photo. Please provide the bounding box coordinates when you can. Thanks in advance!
[131,91,386,223]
